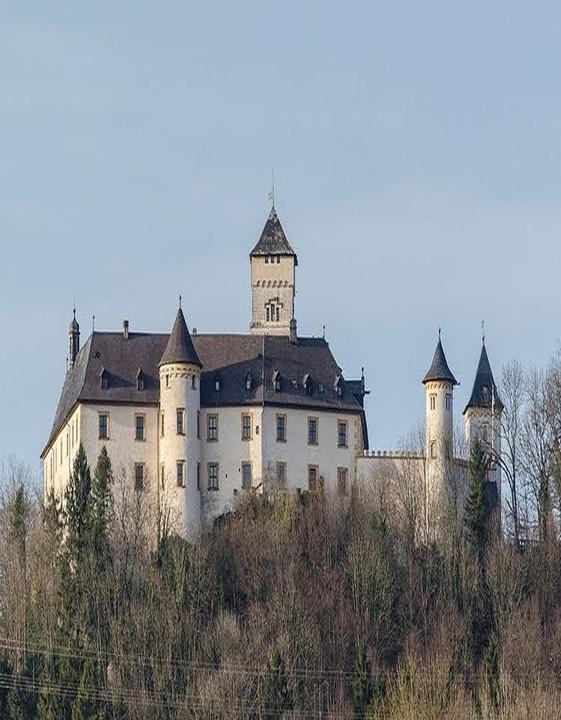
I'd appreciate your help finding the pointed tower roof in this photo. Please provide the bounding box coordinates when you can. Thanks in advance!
[464,341,503,414]
[250,207,297,262]
[422,334,458,385]
[159,307,202,367]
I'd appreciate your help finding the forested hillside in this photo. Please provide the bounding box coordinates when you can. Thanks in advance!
[2,431,561,719]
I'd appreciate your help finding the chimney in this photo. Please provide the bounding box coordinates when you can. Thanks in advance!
[289,318,297,344]
[123,319,129,339]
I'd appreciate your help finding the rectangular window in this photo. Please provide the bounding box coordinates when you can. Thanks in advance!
[430,394,436,411]
[337,420,348,448]
[176,408,185,435]
[134,463,144,491]
[241,413,252,441]
[276,306,280,321]
[266,306,270,322]
[208,463,219,491]
[308,465,319,492]
[176,460,185,488]
[99,414,109,440]
[160,412,165,438]
[276,461,287,485]
[197,462,201,492]
[482,423,489,442]
[135,414,145,441]
[276,414,287,442]
[445,394,451,411]
[197,410,201,439]
[207,414,218,441]
[308,417,318,446]
[241,462,252,490]
[337,467,348,496]
[160,464,165,489]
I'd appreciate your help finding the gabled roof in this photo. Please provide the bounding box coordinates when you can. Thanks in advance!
[250,207,297,261]
[159,308,202,368]
[422,338,458,385]
[464,343,503,414]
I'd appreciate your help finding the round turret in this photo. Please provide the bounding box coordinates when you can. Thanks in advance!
[158,306,202,540]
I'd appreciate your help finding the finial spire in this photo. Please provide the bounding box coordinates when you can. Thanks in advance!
[481,319,485,346]
[268,166,275,209]
[179,293,182,310]
[92,314,95,332]
[438,326,441,341]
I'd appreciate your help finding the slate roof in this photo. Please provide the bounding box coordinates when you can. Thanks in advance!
[249,207,297,261]
[464,343,503,414]
[422,338,458,385]
[43,331,364,456]
[159,308,202,367]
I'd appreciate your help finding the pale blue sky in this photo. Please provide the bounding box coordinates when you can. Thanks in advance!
[1,2,561,477]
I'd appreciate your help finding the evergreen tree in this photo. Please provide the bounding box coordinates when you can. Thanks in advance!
[264,650,292,718]
[90,447,113,569]
[64,443,92,565]
[465,438,489,562]
[9,485,29,565]
[352,641,373,718]
[483,634,501,714]
[71,657,105,720]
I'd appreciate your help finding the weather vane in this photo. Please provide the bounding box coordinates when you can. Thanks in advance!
[267,166,275,209]
[481,319,485,345]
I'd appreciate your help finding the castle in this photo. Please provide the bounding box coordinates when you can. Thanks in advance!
[42,206,502,539]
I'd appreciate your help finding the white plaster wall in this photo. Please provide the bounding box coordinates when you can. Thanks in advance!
[43,405,82,501]
[260,407,357,495]
[80,402,159,488]
[200,406,264,522]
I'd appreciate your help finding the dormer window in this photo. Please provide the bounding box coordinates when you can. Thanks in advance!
[136,369,145,391]
[318,383,324,394]
[245,372,253,391]
[214,375,221,393]
[272,370,282,393]
[335,375,343,398]
[303,374,313,396]
[100,368,109,390]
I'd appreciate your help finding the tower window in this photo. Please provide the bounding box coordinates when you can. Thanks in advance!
[445,394,451,411]
[430,394,436,411]
[208,463,219,491]
[207,414,218,441]
[266,306,270,322]
[135,414,145,441]
[176,408,185,435]
[176,460,185,488]
[134,463,144,491]
[276,255,280,264]
[482,423,489,443]
[197,410,200,439]
[430,441,436,459]
[197,462,201,491]
[160,412,165,438]
[165,374,169,388]
[160,464,165,489]
[192,375,197,390]
[98,414,109,440]
[265,256,269,264]
[241,462,252,490]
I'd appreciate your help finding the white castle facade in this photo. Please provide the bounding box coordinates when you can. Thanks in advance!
[42,206,502,539]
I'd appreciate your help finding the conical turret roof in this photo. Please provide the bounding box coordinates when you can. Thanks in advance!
[422,336,457,385]
[464,342,503,414]
[159,307,202,367]
[250,207,297,261]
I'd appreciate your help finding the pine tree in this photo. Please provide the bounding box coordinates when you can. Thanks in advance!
[352,641,373,718]
[71,656,105,720]
[465,438,489,562]
[264,650,292,718]
[64,443,92,565]
[483,634,500,713]
[90,447,113,569]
